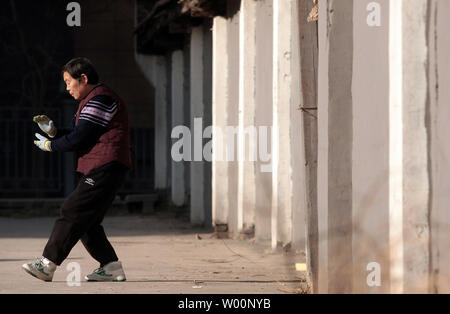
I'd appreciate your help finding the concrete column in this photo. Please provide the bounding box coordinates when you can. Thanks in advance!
[289,0,307,256]
[171,50,186,206]
[153,57,170,191]
[203,21,213,229]
[238,0,257,235]
[272,0,290,249]
[352,0,390,293]
[401,0,430,294]
[190,25,204,225]
[318,0,435,294]
[317,0,329,293]
[212,17,230,230]
[317,0,354,294]
[428,0,439,293]
[431,0,450,294]
[299,0,319,292]
[183,42,192,206]
[226,4,241,238]
[254,0,273,245]
[272,0,305,251]
[212,5,240,237]
[190,25,212,226]
[166,54,173,192]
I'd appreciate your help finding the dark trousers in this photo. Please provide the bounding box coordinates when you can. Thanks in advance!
[43,168,127,267]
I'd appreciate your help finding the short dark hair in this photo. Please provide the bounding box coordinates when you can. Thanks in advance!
[62,57,99,85]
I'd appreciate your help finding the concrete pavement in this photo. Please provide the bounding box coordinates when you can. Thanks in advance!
[0,212,304,294]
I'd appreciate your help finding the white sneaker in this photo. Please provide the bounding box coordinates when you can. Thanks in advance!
[85,261,126,282]
[22,257,56,282]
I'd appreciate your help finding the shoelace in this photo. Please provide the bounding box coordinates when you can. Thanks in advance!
[33,258,44,269]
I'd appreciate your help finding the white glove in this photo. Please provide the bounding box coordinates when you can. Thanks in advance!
[34,133,52,152]
[33,115,57,138]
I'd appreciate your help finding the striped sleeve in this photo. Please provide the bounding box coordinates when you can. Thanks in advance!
[79,95,118,128]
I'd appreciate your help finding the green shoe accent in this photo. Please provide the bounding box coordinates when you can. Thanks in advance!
[96,269,113,277]
[22,266,52,282]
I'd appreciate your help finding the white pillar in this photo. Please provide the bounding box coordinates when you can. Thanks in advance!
[431,0,450,294]
[212,17,230,229]
[352,0,390,294]
[226,8,241,238]
[254,0,273,245]
[272,0,304,249]
[317,0,354,294]
[212,9,240,237]
[317,0,330,293]
[317,0,434,294]
[401,0,430,293]
[238,0,257,235]
[389,0,405,295]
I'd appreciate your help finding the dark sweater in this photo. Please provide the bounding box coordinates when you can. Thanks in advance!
[51,94,128,174]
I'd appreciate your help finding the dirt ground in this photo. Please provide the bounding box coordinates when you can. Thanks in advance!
[0,211,305,294]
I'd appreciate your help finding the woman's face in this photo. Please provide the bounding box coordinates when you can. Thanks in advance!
[63,71,90,100]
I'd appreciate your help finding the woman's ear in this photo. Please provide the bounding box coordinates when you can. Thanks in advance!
[80,74,89,85]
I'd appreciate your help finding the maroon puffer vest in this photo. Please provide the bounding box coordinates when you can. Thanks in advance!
[75,84,132,175]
